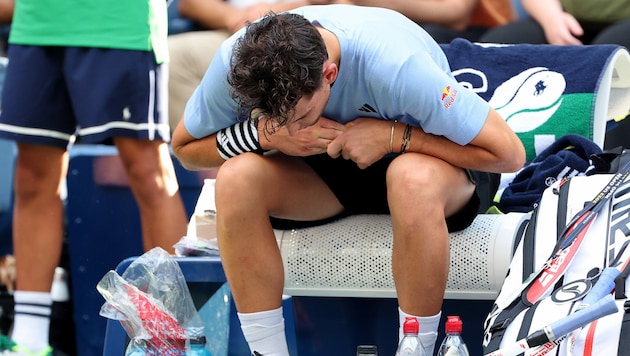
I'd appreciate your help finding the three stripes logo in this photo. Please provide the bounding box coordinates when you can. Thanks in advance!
[358,103,377,113]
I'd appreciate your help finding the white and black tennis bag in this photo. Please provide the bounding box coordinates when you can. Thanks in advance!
[482,150,630,356]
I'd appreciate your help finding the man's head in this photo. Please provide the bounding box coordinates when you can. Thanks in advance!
[228,12,330,133]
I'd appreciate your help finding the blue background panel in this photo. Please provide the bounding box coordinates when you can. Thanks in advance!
[66,146,213,356]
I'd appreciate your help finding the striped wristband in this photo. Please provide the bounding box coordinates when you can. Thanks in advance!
[216,120,264,160]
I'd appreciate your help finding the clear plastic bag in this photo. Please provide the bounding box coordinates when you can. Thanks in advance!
[97,247,205,354]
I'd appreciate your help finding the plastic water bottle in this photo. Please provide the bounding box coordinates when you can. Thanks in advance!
[395,317,427,356]
[187,335,213,355]
[436,316,470,356]
[356,344,378,355]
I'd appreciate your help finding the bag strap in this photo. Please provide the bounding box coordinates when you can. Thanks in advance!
[515,300,541,341]
[555,180,571,239]
[618,301,630,354]
[615,261,630,300]
[484,298,531,353]
[591,147,630,174]
[521,180,570,280]
[521,207,538,280]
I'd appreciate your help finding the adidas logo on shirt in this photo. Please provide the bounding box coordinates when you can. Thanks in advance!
[358,103,377,113]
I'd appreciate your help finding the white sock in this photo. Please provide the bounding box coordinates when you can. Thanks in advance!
[238,307,289,356]
[11,291,52,352]
[398,307,441,356]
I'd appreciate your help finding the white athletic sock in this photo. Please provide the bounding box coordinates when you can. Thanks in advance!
[398,307,441,356]
[238,307,289,356]
[11,291,53,352]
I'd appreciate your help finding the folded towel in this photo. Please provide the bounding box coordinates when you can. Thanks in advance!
[496,134,602,213]
[441,39,630,161]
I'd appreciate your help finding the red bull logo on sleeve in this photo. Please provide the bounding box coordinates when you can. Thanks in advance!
[441,85,458,109]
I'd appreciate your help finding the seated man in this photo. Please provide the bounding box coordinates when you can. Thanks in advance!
[172,5,525,355]
[167,0,516,131]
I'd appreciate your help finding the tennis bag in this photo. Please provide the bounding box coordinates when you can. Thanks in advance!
[482,150,630,356]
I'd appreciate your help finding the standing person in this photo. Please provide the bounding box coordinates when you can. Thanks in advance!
[0,0,189,354]
[172,5,525,356]
[480,0,630,48]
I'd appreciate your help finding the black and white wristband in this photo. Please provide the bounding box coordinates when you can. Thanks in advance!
[216,120,265,160]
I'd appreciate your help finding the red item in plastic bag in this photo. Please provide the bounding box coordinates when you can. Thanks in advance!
[124,284,187,354]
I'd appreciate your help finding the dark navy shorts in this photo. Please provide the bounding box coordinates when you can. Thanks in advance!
[271,154,500,232]
[0,45,171,149]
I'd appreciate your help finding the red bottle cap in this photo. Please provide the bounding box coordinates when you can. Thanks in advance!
[403,316,419,334]
[445,315,463,334]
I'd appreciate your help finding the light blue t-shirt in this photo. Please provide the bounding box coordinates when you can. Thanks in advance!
[184,4,490,146]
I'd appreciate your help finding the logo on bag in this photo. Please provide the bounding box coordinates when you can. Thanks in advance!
[551,278,592,303]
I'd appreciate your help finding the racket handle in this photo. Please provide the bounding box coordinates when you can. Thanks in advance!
[545,294,617,341]
[579,267,620,308]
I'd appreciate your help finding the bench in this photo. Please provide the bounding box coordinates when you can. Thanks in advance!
[190,179,531,301]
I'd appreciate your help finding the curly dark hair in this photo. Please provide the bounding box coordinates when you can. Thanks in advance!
[227,12,328,133]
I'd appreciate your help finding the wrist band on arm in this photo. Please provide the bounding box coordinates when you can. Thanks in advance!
[216,120,264,160]
[389,120,398,153]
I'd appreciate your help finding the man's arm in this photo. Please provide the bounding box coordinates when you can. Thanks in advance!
[177,0,244,32]
[327,108,525,172]
[178,0,322,34]
[349,0,478,31]
[171,120,225,170]
[0,0,13,24]
[172,116,346,170]
[405,107,525,173]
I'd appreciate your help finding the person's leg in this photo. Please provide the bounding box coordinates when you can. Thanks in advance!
[10,143,67,353]
[591,19,630,49]
[214,152,343,355]
[386,153,475,356]
[0,45,75,355]
[478,18,547,44]
[65,47,188,252]
[168,31,230,131]
[114,137,188,252]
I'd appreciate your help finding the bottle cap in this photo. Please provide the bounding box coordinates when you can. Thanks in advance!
[190,335,207,345]
[445,315,463,334]
[356,344,378,355]
[402,316,419,334]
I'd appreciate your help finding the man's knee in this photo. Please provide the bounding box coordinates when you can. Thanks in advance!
[386,157,445,199]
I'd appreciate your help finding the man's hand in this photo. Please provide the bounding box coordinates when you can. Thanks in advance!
[260,116,346,156]
[327,118,391,169]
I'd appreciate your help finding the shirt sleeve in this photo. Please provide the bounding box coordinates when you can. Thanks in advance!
[183,44,240,139]
[390,51,490,145]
